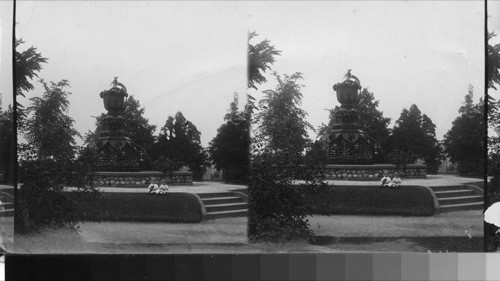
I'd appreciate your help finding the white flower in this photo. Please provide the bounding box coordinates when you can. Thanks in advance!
[484,202,500,228]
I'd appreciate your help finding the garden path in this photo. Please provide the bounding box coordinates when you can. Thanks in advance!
[80,181,247,194]
[294,174,482,187]
[310,210,483,238]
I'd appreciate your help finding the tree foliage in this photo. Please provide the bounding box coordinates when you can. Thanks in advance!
[208,93,251,184]
[150,112,207,180]
[249,72,331,242]
[16,144,100,234]
[15,39,48,121]
[0,105,13,183]
[23,80,81,162]
[388,104,442,174]
[443,86,484,177]
[488,32,500,92]
[248,32,281,90]
[16,80,99,234]
[255,72,313,158]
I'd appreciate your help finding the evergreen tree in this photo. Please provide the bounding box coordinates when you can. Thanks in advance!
[0,105,13,183]
[151,112,207,180]
[443,86,484,177]
[208,93,250,184]
[388,104,442,173]
[248,32,281,90]
[15,39,48,122]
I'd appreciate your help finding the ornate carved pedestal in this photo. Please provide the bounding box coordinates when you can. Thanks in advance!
[325,71,426,180]
[93,79,193,186]
[96,87,141,172]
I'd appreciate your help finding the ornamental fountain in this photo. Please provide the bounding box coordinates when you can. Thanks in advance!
[92,78,193,187]
[324,70,426,180]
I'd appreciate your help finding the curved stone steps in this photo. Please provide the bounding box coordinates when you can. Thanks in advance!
[431,185,483,212]
[196,192,248,220]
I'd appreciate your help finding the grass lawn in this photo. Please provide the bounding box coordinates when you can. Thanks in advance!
[72,192,203,223]
[300,185,435,216]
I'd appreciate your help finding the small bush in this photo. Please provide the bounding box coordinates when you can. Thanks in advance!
[248,149,330,243]
[16,147,100,234]
[71,192,202,223]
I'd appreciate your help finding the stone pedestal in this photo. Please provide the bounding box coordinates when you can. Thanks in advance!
[92,171,193,187]
[324,164,427,180]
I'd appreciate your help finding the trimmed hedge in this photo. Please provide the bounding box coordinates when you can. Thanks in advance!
[299,185,435,216]
[71,192,203,223]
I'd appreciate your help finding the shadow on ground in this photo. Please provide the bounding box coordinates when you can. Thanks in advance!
[309,236,483,252]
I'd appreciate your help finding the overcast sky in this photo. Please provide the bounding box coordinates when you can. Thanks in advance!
[0,0,13,110]
[11,1,247,146]
[0,1,493,146]
[247,1,485,141]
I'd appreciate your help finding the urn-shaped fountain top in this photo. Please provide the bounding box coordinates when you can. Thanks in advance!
[99,77,129,115]
[333,69,362,108]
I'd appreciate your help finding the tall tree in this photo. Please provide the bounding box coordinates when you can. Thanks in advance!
[208,93,250,184]
[23,80,80,162]
[15,39,48,121]
[255,72,313,158]
[388,104,442,173]
[248,32,281,90]
[151,112,207,180]
[443,86,484,177]
[0,105,13,183]
[488,32,500,92]
[17,80,99,234]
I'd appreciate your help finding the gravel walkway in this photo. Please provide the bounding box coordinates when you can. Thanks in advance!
[72,181,247,194]
[295,174,482,187]
[78,217,248,245]
[310,210,483,238]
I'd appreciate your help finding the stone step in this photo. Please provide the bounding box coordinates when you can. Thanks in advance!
[430,185,466,192]
[206,209,247,220]
[205,202,248,212]
[438,196,483,206]
[201,196,242,205]
[439,202,483,212]
[434,189,477,198]
[196,192,236,199]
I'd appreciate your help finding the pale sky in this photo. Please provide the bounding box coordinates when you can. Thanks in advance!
[0,0,13,110]
[11,1,248,147]
[0,1,490,146]
[247,1,485,141]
